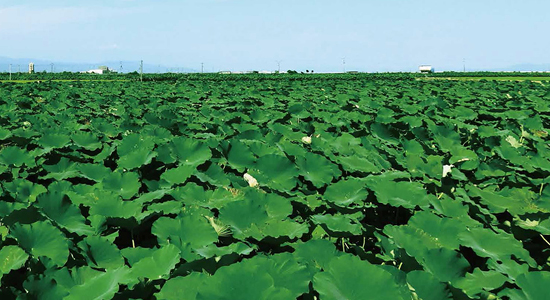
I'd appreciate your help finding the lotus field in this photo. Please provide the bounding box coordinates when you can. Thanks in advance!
[1,76,550,299]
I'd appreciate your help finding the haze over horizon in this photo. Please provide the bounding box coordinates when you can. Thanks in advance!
[1,0,549,73]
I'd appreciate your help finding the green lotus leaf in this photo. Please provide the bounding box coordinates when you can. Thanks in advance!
[288,103,310,118]
[277,139,308,157]
[195,162,231,187]
[248,218,309,240]
[117,147,157,170]
[195,255,304,300]
[218,197,269,239]
[262,253,313,297]
[152,215,218,260]
[36,191,94,235]
[292,239,340,270]
[0,146,35,167]
[338,155,381,173]
[405,155,443,179]
[428,124,461,152]
[366,177,431,209]
[42,157,80,180]
[0,128,12,140]
[264,193,293,219]
[116,133,155,156]
[0,225,8,240]
[248,154,299,192]
[156,273,208,300]
[88,190,143,219]
[296,152,341,188]
[247,140,280,157]
[376,107,396,123]
[311,214,363,235]
[72,132,102,151]
[37,133,71,150]
[407,211,467,249]
[227,140,256,172]
[449,147,479,170]
[325,133,363,155]
[10,221,69,267]
[407,270,452,300]
[64,267,132,300]
[515,217,550,235]
[120,247,157,266]
[99,171,141,199]
[169,183,217,208]
[78,236,125,269]
[170,137,212,166]
[313,254,409,300]
[539,185,550,211]
[3,179,47,203]
[160,164,195,185]
[370,123,400,145]
[23,270,70,299]
[383,225,441,258]
[419,248,470,283]
[76,163,111,182]
[454,269,508,297]
[0,245,29,279]
[195,242,255,259]
[146,201,184,215]
[323,178,368,208]
[458,227,536,267]
[129,244,181,280]
[510,271,550,300]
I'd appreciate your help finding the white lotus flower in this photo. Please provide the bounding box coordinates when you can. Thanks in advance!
[243,173,258,187]
[442,164,454,178]
[301,136,312,144]
[506,136,522,148]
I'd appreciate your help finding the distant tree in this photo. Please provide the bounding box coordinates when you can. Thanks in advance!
[287,70,298,74]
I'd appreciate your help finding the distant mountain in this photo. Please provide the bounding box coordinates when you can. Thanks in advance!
[0,56,198,73]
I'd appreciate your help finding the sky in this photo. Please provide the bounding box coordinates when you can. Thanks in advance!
[0,0,549,72]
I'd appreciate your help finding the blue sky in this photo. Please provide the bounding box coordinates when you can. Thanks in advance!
[0,0,548,72]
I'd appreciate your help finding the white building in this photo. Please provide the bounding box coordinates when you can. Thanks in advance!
[419,65,434,73]
[81,66,117,75]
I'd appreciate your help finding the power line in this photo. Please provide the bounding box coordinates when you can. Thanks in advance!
[140,60,143,82]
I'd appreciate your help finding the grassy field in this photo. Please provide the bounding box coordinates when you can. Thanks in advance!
[420,76,550,82]
[0,79,131,83]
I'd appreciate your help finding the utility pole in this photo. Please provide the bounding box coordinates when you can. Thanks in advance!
[342,57,346,73]
[119,61,123,74]
[201,62,204,73]
[140,60,143,82]
[9,64,12,81]
[276,60,282,73]
[463,58,466,72]
[50,63,54,73]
